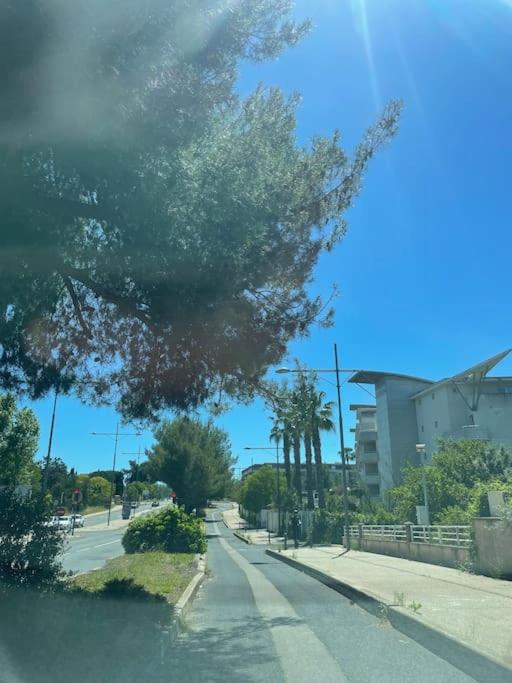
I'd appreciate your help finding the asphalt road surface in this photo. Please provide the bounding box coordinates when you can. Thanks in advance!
[172,502,475,683]
[62,502,155,573]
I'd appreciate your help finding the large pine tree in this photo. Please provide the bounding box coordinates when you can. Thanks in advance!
[0,1,400,419]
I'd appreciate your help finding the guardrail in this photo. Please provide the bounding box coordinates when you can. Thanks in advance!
[411,525,471,547]
[348,523,471,547]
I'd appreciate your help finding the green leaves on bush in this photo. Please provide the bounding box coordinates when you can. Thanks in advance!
[122,506,206,555]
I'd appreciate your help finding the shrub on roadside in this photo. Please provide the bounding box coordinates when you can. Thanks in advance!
[0,486,64,589]
[122,506,206,554]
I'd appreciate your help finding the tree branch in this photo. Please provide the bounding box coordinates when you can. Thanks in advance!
[61,265,157,333]
[62,275,93,339]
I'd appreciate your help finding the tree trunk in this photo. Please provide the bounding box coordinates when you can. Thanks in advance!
[283,430,292,489]
[292,431,302,501]
[304,430,315,510]
[312,423,326,509]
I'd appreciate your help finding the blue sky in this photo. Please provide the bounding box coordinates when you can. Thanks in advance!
[24,0,512,475]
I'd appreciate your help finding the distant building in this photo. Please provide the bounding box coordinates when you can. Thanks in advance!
[349,349,512,497]
[240,461,356,487]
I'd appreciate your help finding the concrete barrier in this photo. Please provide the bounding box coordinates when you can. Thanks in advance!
[350,537,469,568]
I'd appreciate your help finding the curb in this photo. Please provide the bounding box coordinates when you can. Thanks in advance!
[233,530,251,544]
[166,554,206,642]
[266,549,512,683]
[174,555,206,620]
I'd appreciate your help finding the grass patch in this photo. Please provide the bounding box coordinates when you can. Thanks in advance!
[80,505,109,516]
[71,551,196,603]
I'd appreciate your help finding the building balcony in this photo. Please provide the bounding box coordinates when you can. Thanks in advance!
[359,450,378,464]
[445,425,489,441]
[362,473,380,486]
[357,428,377,440]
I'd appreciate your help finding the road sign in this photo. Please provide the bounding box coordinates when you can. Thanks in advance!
[56,507,66,517]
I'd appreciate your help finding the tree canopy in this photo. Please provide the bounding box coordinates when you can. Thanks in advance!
[0,394,39,486]
[389,440,512,524]
[1,1,400,419]
[147,416,234,511]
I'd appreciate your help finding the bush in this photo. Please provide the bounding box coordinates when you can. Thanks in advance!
[122,506,206,554]
[311,510,346,544]
[0,487,64,589]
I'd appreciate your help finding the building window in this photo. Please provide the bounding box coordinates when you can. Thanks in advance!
[364,440,377,454]
[367,484,380,497]
[418,398,422,405]
[434,420,438,429]
[421,425,424,432]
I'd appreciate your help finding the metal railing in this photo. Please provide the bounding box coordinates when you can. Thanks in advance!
[411,525,471,547]
[348,523,471,547]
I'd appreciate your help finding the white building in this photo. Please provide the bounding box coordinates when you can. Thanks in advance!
[350,404,380,498]
[349,349,512,496]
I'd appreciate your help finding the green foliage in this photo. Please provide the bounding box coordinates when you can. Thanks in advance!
[240,465,277,513]
[122,506,206,554]
[311,510,346,544]
[125,481,145,501]
[389,440,512,523]
[147,417,234,512]
[0,394,39,486]
[0,2,400,420]
[0,486,64,588]
[87,475,111,506]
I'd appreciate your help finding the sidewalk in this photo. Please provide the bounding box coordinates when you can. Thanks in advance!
[267,544,512,679]
[222,506,284,545]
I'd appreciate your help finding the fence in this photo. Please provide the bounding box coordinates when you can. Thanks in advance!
[348,523,471,548]
[346,522,471,569]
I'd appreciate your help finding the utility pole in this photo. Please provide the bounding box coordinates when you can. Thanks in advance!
[334,343,351,551]
[91,425,140,526]
[41,386,59,496]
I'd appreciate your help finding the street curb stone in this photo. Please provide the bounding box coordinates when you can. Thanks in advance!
[233,530,251,544]
[167,554,206,642]
[266,548,512,683]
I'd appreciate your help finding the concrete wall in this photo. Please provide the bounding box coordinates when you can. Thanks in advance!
[348,536,469,569]
[415,385,452,459]
[473,517,512,578]
[414,379,512,459]
[376,377,431,493]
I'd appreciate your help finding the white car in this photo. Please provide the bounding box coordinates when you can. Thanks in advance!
[71,514,84,528]
[54,516,71,532]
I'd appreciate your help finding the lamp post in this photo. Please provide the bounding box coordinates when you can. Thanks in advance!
[416,443,430,525]
[244,446,284,535]
[91,424,141,525]
[276,344,359,550]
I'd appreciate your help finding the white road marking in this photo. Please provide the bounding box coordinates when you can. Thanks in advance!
[93,539,122,549]
[219,536,348,682]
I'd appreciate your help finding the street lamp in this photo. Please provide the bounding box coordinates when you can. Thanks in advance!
[91,424,141,525]
[275,343,355,550]
[416,444,430,525]
[244,445,284,535]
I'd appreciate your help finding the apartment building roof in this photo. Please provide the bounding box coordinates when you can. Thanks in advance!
[349,403,376,411]
[410,349,512,400]
[349,370,432,385]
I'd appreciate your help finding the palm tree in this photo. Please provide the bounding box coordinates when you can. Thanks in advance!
[270,400,292,490]
[293,371,316,510]
[310,388,335,510]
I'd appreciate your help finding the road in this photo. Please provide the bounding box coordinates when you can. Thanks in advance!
[62,502,155,573]
[172,502,475,683]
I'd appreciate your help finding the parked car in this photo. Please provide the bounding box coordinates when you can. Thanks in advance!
[151,500,160,507]
[71,514,84,528]
[130,501,138,509]
[55,516,71,532]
